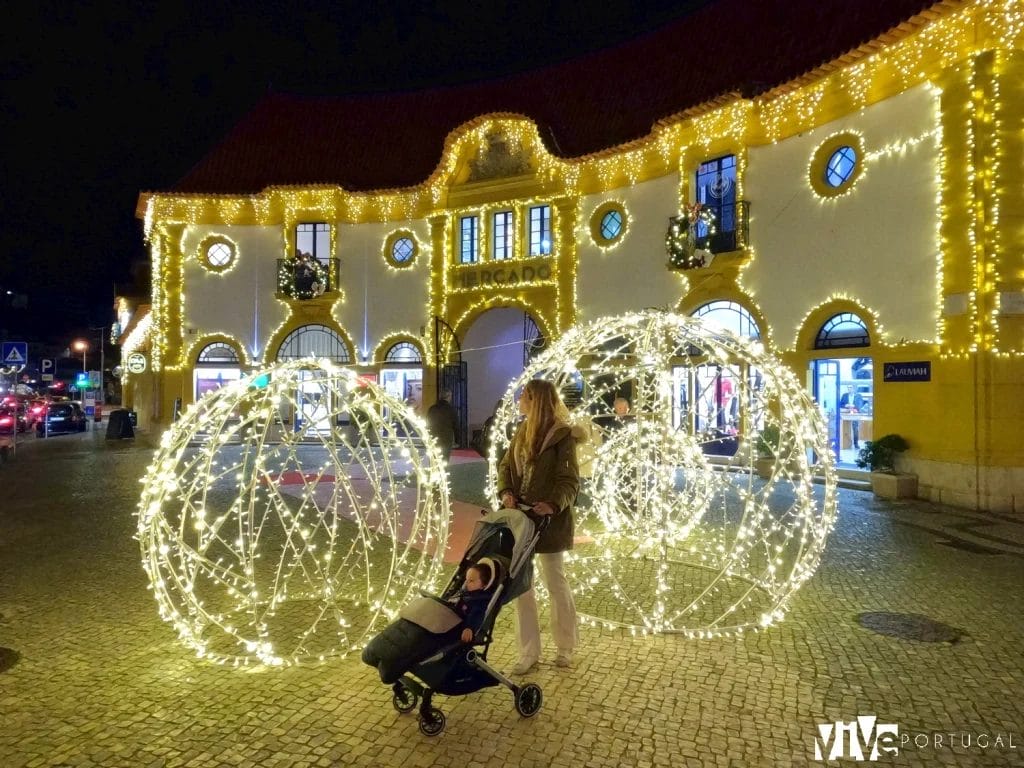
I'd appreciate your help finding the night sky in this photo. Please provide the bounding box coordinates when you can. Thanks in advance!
[0,0,712,351]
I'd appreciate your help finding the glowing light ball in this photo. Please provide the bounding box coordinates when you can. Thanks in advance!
[138,359,450,666]
[487,310,837,637]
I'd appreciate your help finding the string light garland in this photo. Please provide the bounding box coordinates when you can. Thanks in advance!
[486,310,837,637]
[137,359,450,666]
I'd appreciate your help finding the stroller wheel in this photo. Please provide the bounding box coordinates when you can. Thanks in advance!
[418,707,446,736]
[392,685,418,714]
[514,683,543,718]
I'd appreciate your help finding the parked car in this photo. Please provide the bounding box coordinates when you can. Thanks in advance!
[0,403,28,434]
[25,399,48,428]
[36,402,87,435]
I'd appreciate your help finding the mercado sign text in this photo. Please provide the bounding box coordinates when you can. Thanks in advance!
[454,263,552,290]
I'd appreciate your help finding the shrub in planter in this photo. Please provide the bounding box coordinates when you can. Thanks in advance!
[856,434,916,498]
[855,434,909,472]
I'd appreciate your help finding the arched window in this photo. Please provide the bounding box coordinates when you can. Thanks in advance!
[194,341,242,400]
[691,301,761,339]
[196,342,240,364]
[384,342,422,364]
[815,312,870,348]
[276,324,351,362]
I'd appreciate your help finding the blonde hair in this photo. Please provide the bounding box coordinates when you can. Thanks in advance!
[517,379,570,464]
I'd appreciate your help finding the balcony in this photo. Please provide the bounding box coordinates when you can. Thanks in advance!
[696,200,750,254]
[276,258,340,300]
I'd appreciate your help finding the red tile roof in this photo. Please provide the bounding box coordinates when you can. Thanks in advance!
[171,0,950,195]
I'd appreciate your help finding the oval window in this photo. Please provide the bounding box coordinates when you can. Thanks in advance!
[392,237,415,264]
[825,146,858,188]
[590,202,628,246]
[384,231,419,268]
[207,242,233,267]
[600,210,623,240]
[198,237,237,272]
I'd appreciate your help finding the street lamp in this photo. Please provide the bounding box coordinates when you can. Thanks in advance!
[73,339,88,373]
[89,326,106,406]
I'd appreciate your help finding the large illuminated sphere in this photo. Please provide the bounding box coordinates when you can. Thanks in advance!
[487,310,837,637]
[138,359,449,666]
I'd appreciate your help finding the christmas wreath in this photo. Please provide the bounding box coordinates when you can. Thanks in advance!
[280,252,328,299]
[666,203,716,270]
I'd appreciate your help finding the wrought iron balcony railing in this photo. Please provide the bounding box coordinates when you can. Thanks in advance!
[696,200,750,254]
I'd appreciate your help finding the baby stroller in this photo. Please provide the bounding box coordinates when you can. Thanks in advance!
[362,507,547,736]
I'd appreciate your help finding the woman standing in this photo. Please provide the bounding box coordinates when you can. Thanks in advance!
[497,379,585,673]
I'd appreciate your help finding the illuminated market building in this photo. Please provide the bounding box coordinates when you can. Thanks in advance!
[125,0,1023,512]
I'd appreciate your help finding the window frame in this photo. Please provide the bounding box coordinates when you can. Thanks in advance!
[460,215,479,264]
[809,132,866,198]
[492,210,514,261]
[384,230,419,269]
[589,201,628,247]
[197,235,238,273]
[527,204,552,256]
[295,222,331,261]
[694,154,737,242]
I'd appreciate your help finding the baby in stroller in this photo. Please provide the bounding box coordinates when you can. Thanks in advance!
[361,507,547,736]
[361,559,498,684]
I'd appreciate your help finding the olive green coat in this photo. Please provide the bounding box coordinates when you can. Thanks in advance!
[496,421,585,554]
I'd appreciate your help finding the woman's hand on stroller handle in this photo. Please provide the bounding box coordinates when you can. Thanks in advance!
[531,501,556,516]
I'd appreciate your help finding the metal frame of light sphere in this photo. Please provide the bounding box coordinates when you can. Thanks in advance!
[486,310,837,638]
[138,359,450,666]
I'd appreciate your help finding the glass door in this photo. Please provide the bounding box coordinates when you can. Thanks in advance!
[812,359,840,462]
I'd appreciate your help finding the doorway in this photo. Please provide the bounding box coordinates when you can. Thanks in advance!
[461,308,543,450]
[811,357,873,466]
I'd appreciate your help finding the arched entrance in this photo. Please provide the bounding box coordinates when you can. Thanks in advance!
[461,307,545,451]
[809,311,873,466]
[686,300,763,455]
[276,324,353,435]
[193,341,243,401]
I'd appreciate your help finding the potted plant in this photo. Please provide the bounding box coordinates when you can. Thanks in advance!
[856,434,917,499]
[753,425,781,479]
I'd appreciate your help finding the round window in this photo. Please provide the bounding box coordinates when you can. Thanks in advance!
[590,202,628,246]
[825,146,857,187]
[207,242,233,267]
[392,237,415,264]
[384,231,418,268]
[198,237,237,272]
[810,133,865,198]
[600,210,623,240]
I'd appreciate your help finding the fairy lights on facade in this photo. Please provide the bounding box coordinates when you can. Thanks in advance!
[485,311,837,638]
[137,360,450,666]
[129,0,1024,524]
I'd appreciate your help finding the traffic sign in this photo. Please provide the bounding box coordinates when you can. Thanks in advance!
[74,372,89,390]
[40,358,54,374]
[2,341,27,366]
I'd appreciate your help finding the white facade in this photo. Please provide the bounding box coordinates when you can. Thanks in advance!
[744,83,941,349]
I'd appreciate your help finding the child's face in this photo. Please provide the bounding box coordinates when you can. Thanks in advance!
[464,567,484,591]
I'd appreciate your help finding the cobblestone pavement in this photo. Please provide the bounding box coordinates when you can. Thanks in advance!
[1,430,1022,767]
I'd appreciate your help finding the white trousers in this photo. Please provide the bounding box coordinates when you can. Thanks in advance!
[515,551,578,659]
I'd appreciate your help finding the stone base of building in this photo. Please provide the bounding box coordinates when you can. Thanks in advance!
[904,458,1023,514]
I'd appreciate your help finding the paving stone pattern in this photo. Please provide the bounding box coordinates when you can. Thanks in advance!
[1,431,1022,767]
